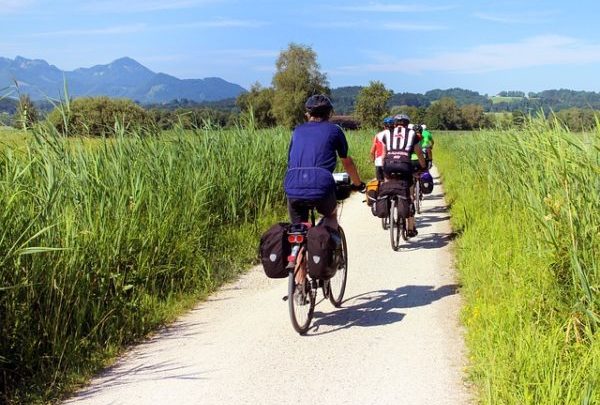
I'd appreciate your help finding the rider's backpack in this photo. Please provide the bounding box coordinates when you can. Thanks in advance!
[421,171,434,194]
[306,225,338,280]
[371,195,390,218]
[259,222,291,278]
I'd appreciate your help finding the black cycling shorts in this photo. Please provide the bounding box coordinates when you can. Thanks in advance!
[287,190,337,224]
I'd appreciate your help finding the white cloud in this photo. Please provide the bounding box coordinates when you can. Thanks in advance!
[311,20,445,31]
[207,49,279,59]
[208,19,263,28]
[333,3,456,13]
[30,24,147,37]
[0,0,34,13]
[161,19,266,29]
[333,35,600,75]
[82,0,220,13]
[473,11,556,24]
[381,22,446,31]
[27,19,265,38]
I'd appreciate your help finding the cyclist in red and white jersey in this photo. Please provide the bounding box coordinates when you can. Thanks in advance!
[370,117,394,181]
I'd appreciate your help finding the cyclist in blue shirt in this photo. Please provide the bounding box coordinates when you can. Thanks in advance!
[285,94,364,229]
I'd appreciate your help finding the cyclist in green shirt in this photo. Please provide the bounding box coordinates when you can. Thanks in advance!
[411,124,434,169]
[420,125,434,166]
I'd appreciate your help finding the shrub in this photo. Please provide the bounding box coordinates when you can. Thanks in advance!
[47,97,153,137]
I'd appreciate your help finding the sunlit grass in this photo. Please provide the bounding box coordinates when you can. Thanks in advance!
[0,120,374,403]
[436,120,599,404]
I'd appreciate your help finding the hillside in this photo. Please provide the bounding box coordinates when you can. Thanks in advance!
[0,56,246,103]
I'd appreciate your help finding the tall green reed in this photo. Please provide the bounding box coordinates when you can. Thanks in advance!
[0,122,290,402]
[436,120,599,404]
[0,117,375,402]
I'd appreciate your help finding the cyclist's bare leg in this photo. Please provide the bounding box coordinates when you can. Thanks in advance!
[294,246,307,284]
[408,183,416,232]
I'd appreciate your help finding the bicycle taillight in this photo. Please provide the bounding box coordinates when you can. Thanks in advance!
[287,234,304,244]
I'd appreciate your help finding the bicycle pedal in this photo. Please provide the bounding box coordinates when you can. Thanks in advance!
[282,295,288,301]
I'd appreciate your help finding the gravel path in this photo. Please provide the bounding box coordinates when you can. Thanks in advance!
[65,168,471,405]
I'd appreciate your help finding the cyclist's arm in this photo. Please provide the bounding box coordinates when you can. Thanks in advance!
[369,141,376,162]
[340,156,362,186]
[414,144,427,169]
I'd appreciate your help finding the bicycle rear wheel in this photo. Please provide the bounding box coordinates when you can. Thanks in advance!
[328,226,348,307]
[389,198,401,251]
[288,270,315,335]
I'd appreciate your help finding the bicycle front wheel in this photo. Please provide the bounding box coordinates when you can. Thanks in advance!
[288,270,315,335]
[328,226,348,307]
[389,198,401,251]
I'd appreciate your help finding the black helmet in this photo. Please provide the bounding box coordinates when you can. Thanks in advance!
[393,113,410,123]
[305,94,333,117]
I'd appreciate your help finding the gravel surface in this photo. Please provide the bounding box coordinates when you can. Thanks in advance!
[65,167,471,405]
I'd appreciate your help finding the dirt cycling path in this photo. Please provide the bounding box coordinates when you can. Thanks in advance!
[65,167,471,405]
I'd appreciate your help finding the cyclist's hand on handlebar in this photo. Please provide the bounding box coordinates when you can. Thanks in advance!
[351,181,366,193]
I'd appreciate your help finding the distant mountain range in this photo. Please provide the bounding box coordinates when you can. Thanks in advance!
[0,56,246,103]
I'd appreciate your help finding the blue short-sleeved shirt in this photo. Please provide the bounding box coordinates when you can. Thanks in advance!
[284,121,349,200]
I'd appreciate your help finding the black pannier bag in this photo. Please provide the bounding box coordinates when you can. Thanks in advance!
[306,225,338,280]
[379,179,411,198]
[259,222,291,278]
[379,180,412,218]
[396,195,412,218]
[383,151,412,176]
[371,195,389,218]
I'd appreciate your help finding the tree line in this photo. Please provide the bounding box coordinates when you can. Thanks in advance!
[2,44,600,135]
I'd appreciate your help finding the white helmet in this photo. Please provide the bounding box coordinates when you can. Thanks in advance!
[408,123,414,129]
[421,124,427,130]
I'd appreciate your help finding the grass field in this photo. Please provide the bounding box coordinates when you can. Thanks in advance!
[435,123,599,404]
[489,96,524,104]
[5,119,598,403]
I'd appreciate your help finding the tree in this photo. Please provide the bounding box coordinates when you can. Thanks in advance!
[425,97,462,130]
[236,82,276,128]
[271,43,329,128]
[553,108,597,132]
[14,95,39,130]
[353,81,392,129]
[460,104,487,129]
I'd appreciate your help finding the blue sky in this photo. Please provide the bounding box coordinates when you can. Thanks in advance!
[2,0,600,95]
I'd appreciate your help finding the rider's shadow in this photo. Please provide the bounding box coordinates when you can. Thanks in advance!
[309,284,458,335]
